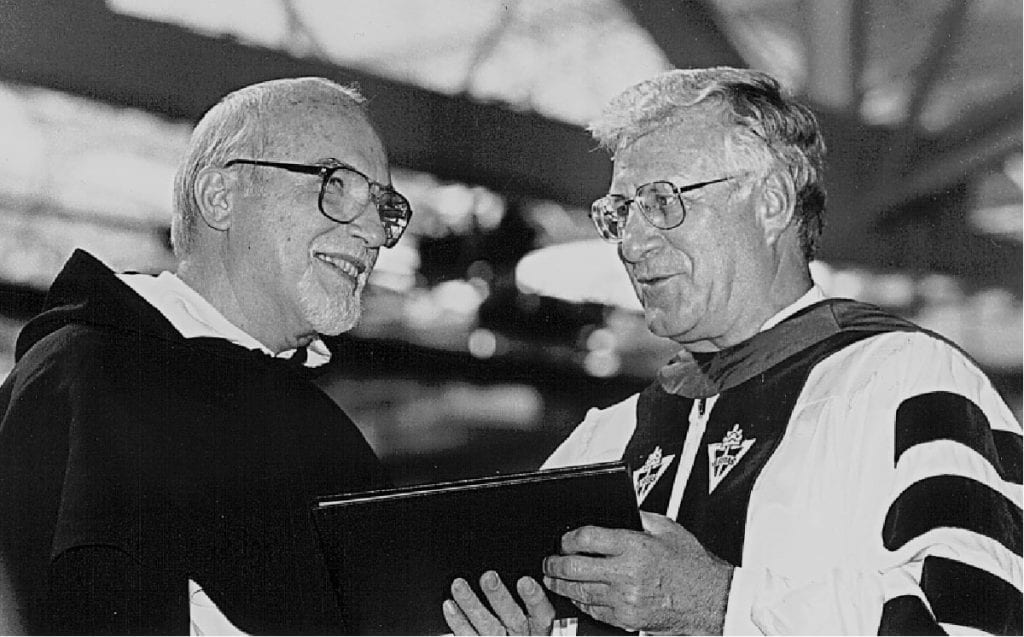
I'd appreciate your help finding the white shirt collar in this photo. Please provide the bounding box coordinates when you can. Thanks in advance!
[117,271,332,368]
[759,285,828,332]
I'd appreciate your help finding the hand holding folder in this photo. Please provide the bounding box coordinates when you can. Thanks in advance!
[444,571,556,635]
[312,462,640,635]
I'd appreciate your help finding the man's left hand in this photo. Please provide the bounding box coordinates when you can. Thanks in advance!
[542,511,733,635]
[443,572,555,635]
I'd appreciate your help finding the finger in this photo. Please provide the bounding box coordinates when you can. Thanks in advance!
[560,525,630,556]
[542,576,611,607]
[479,571,529,635]
[542,554,612,583]
[516,576,555,629]
[450,577,505,635]
[640,510,688,537]
[443,598,480,636]
[639,510,673,533]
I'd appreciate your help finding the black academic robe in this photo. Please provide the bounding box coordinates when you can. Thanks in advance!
[0,250,388,634]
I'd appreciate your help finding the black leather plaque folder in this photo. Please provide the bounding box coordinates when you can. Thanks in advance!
[312,462,641,635]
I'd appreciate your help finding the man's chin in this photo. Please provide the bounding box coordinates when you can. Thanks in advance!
[300,298,360,337]
[299,274,363,336]
[645,311,699,344]
[312,313,359,337]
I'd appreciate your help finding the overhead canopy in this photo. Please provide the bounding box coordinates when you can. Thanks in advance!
[0,0,1019,290]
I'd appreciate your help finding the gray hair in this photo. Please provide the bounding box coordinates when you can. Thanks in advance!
[171,77,369,256]
[589,67,827,260]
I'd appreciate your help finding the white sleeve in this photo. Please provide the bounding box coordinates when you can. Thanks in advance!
[542,394,640,470]
[725,566,892,635]
[724,333,1022,635]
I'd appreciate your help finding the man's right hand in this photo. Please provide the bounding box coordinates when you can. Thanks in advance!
[443,571,555,635]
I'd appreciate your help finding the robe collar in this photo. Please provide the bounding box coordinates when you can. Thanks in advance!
[656,293,915,398]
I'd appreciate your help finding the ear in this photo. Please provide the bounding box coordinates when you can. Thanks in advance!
[756,171,797,248]
[194,167,235,231]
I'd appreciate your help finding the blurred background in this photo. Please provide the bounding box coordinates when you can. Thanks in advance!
[0,0,1020,486]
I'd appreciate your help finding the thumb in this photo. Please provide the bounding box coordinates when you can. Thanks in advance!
[640,510,678,535]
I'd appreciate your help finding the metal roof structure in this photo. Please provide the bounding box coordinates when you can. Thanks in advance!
[0,0,1020,386]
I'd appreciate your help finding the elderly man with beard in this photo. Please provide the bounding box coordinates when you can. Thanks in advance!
[0,76,412,634]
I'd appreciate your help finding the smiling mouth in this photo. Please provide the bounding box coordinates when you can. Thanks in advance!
[314,252,365,279]
[637,274,673,285]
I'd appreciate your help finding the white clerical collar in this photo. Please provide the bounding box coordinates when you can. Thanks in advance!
[117,271,332,368]
[759,285,828,333]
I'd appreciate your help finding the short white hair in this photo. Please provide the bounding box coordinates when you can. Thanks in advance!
[589,67,827,259]
[171,77,369,256]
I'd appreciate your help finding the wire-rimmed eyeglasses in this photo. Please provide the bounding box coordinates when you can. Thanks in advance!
[589,177,733,243]
[224,158,413,248]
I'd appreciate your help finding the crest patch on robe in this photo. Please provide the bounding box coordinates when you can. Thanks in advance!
[707,424,755,494]
[633,445,676,504]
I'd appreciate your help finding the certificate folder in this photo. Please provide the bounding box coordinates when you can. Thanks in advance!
[312,461,640,635]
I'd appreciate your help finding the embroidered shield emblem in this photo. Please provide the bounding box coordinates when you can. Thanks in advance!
[707,424,755,494]
[632,445,676,504]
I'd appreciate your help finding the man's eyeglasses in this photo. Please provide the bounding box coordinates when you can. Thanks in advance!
[224,158,412,248]
[589,177,732,243]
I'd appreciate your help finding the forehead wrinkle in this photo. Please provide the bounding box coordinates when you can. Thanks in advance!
[611,118,732,194]
[271,109,388,184]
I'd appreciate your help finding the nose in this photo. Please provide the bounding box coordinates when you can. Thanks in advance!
[618,202,661,263]
[347,201,388,249]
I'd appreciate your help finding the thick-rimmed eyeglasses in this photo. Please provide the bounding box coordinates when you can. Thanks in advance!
[589,177,732,243]
[224,158,413,248]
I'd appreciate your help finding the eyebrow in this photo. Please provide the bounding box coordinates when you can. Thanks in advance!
[321,157,398,189]
[315,157,347,168]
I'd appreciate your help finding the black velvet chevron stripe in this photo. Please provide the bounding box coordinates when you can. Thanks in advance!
[883,475,1022,555]
[920,555,1023,635]
[994,429,1023,485]
[878,595,944,635]
[895,391,1022,484]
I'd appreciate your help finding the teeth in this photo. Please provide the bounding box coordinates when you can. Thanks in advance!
[315,253,359,278]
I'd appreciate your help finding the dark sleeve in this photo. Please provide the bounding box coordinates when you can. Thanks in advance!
[51,546,187,635]
[50,546,133,635]
[48,339,189,634]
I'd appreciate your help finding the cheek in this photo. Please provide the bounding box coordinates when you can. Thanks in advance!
[661,234,700,280]
[262,239,309,296]
[274,221,316,262]
[669,218,738,278]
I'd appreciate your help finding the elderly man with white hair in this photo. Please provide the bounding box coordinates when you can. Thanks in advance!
[445,67,1021,636]
[0,76,412,634]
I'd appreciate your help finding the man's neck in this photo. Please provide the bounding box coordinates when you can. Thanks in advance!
[685,264,814,354]
[175,257,293,354]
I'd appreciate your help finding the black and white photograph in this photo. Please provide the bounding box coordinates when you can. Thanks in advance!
[0,1,1020,634]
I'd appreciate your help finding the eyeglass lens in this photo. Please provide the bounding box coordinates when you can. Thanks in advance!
[320,166,411,248]
[591,182,687,242]
[320,167,372,221]
[637,182,685,227]
[591,198,629,242]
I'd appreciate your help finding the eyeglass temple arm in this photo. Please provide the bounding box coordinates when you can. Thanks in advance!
[675,176,731,194]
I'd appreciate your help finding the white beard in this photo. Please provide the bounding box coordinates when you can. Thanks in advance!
[296,265,363,336]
